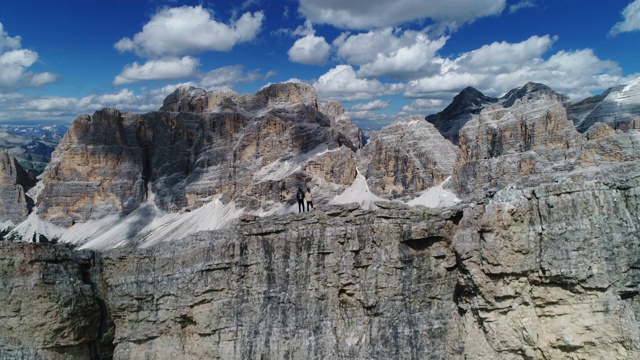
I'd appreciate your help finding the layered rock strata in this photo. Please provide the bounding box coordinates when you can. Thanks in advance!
[569,78,640,132]
[36,83,361,225]
[0,152,36,224]
[1,82,640,359]
[360,116,458,199]
[0,243,113,359]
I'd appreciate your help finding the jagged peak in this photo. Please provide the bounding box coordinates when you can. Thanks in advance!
[254,82,319,109]
[500,82,569,108]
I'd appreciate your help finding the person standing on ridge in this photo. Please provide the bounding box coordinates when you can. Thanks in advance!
[305,188,314,211]
[297,187,305,213]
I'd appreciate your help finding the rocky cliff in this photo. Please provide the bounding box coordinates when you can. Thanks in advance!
[1,81,640,359]
[359,116,458,199]
[568,78,640,132]
[36,83,361,226]
[0,152,36,225]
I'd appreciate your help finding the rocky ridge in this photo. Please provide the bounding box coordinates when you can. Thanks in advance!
[427,80,639,144]
[1,81,640,359]
[359,115,458,199]
[36,83,362,226]
[568,78,640,132]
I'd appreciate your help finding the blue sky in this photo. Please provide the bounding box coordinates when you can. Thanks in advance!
[1,0,639,129]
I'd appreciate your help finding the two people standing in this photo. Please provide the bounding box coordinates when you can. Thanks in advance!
[296,187,314,213]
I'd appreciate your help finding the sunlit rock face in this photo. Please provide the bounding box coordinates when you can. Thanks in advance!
[2,79,640,359]
[447,90,640,358]
[0,152,36,224]
[569,78,640,132]
[359,115,458,199]
[36,83,363,225]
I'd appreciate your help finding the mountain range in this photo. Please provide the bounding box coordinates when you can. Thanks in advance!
[1,78,640,359]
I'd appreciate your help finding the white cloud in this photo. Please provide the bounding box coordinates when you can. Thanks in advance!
[114,5,264,57]
[200,65,263,90]
[288,34,331,65]
[333,28,448,80]
[356,33,447,80]
[459,35,555,68]
[313,65,404,101]
[299,0,506,30]
[351,99,390,111]
[610,0,640,35]
[0,23,21,50]
[113,56,200,85]
[404,35,624,100]
[0,49,57,91]
[0,89,160,122]
[509,0,536,14]
[401,98,444,113]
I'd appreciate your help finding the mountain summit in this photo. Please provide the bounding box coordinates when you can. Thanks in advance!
[568,77,640,132]
[426,82,568,144]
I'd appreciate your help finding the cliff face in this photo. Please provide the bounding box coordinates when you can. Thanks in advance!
[36,83,361,225]
[2,82,640,359]
[0,152,36,224]
[568,78,640,132]
[360,116,458,199]
[0,243,112,360]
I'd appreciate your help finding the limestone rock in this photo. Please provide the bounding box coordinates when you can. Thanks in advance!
[360,115,458,199]
[322,101,363,149]
[95,206,466,359]
[426,86,498,144]
[36,83,362,225]
[569,77,640,132]
[0,243,112,359]
[427,82,570,145]
[36,109,147,224]
[0,152,36,224]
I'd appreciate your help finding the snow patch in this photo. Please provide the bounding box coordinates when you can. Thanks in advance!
[8,210,65,242]
[406,177,459,208]
[329,169,385,210]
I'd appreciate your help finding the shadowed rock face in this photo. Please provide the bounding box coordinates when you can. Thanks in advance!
[0,243,113,359]
[0,152,36,224]
[36,83,362,225]
[426,86,499,144]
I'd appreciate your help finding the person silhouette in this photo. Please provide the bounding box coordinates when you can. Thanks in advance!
[305,188,313,211]
[296,187,305,213]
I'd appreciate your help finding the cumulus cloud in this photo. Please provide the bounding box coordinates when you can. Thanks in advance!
[0,23,21,50]
[298,0,506,30]
[113,56,200,85]
[200,65,263,90]
[610,0,640,36]
[114,5,264,57]
[0,89,162,122]
[351,99,390,111]
[401,98,444,114]
[313,65,403,101]
[332,28,448,80]
[356,33,447,80]
[0,23,57,92]
[458,35,556,68]
[404,35,624,100]
[288,34,331,65]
